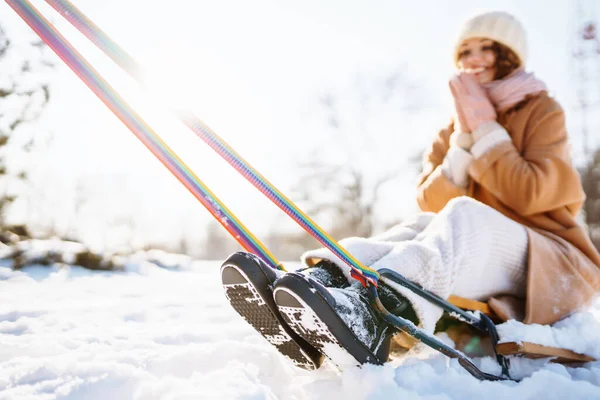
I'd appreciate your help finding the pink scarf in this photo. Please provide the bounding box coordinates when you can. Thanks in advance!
[482,68,548,112]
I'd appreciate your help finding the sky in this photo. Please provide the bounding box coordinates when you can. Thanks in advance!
[1,240,600,399]
[1,0,599,253]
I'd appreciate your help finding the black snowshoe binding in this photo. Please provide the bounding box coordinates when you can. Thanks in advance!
[220,252,325,370]
[273,272,401,369]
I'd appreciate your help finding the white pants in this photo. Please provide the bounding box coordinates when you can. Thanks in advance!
[302,197,529,332]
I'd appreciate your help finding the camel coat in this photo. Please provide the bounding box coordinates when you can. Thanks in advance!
[417,91,600,325]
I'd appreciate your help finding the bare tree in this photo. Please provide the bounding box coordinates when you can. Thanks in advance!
[199,220,242,260]
[288,66,421,243]
[0,23,53,240]
[293,163,397,239]
[580,147,600,250]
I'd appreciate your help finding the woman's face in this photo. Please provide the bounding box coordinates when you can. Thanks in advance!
[457,37,497,84]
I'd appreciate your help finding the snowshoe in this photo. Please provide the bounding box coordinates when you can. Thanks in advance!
[273,272,398,369]
[221,252,324,370]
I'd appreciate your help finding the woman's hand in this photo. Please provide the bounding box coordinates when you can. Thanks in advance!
[449,73,497,132]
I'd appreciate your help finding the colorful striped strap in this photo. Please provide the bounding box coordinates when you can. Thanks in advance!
[6,0,284,271]
[10,0,381,286]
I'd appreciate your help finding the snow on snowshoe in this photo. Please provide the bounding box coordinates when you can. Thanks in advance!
[273,272,397,369]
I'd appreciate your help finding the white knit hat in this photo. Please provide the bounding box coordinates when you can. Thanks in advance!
[454,11,527,67]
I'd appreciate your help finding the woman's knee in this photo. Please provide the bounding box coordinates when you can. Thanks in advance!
[441,197,485,219]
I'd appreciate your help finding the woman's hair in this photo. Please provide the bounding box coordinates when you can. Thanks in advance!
[493,42,521,79]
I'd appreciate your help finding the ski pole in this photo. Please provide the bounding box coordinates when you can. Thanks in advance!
[42,0,381,287]
[6,0,284,271]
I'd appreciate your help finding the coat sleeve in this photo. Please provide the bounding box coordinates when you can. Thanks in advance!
[468,104,585,217]
[416,121,468,213]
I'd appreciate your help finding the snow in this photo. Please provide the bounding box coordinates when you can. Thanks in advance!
[328,287,375,346]
[1,240,600,399]
[497,302,600,359]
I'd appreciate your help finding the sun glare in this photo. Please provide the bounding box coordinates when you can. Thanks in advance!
[106,41,267,211]
[138,42,203,112]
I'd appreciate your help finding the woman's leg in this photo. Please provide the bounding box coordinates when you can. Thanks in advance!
[301,196,529,333]
[389,196,528,300]
[382,196,528,331]
[274,197,529,369]
[382,197,528,300]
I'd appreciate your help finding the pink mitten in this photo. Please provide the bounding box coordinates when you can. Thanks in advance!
[449,73,496,132]
[449,76,470,133]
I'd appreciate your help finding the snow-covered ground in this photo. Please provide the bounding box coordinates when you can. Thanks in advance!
[1,240,600,399]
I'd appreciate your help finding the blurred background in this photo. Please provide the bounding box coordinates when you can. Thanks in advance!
[0,0,598,261]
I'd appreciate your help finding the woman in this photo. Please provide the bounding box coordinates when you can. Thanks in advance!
[221,11,600,371]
